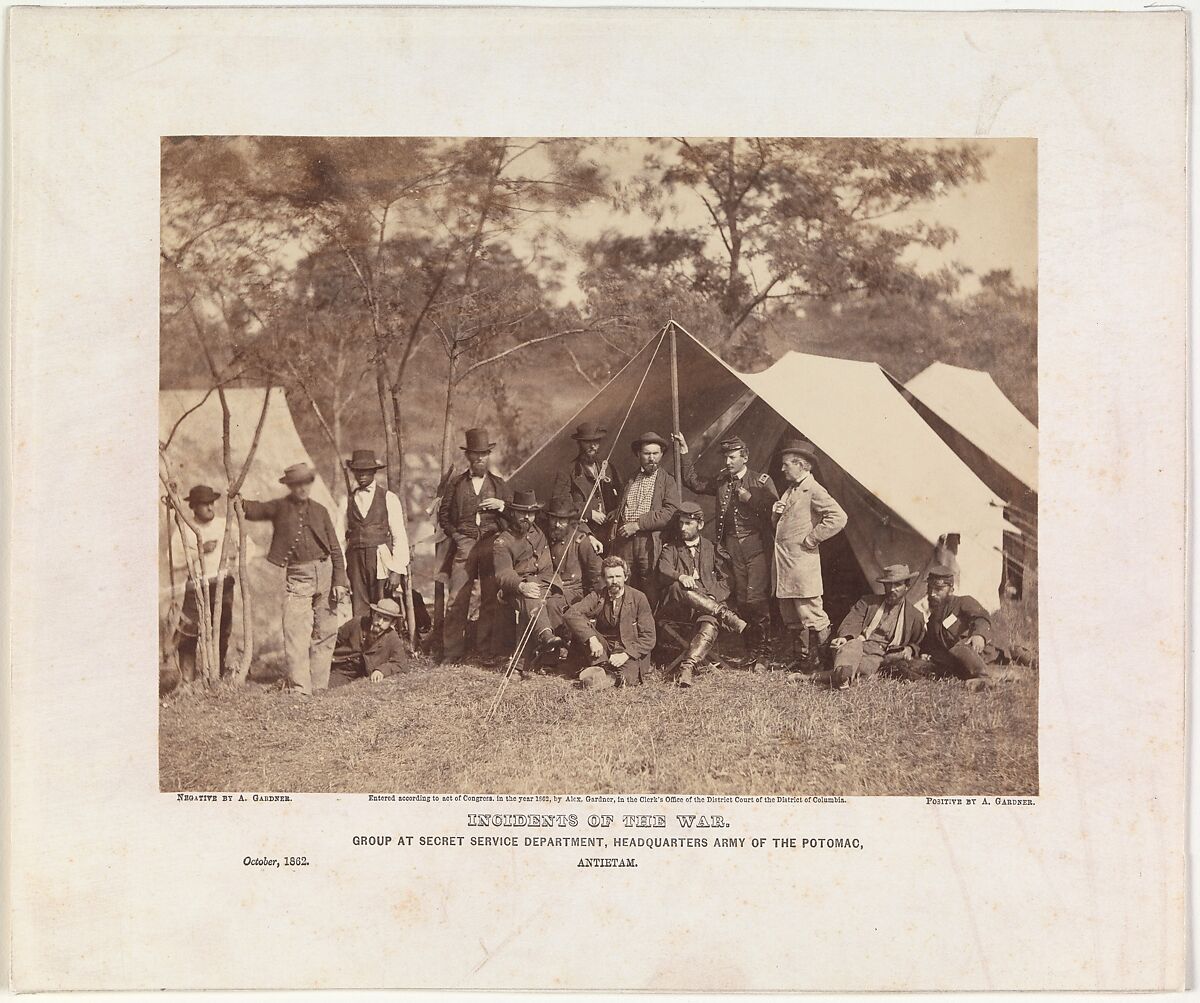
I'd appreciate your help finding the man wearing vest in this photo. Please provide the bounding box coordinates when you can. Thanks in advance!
[656,502,748,687]
[337,449,411,619]
[673,431,779,673]
[242,463,349,697]
[816,564,926,690]
[438,427,513,662]
[610,431,681,607]
[551,422,623,543]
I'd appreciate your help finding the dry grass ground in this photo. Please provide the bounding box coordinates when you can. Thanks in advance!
[160,640,1038,796]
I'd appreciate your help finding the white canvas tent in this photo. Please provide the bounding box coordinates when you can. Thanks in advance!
[904,362,1038,499]
[509,325,1008,611]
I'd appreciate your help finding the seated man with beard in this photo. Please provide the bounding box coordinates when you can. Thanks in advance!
[329,597,411,687]
[655,502,747,687]
[885,563,1032,689]
[809,564,926,690]
[563,556,656,690]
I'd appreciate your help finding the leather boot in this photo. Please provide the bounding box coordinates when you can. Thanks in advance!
[683,590,747,634]
[677,622,718,688]
[805,627,829,672]
[790,628,811,673]
[715,604,748,634]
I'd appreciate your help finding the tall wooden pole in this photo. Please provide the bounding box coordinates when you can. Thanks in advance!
[669,321,682,487]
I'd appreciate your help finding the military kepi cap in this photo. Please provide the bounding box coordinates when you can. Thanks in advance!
[719,435,748,453]
[676,501,705,520]
[927,563,956,580]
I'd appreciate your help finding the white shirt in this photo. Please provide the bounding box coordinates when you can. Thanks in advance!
[170,515,234,580]
[336,481,411,578]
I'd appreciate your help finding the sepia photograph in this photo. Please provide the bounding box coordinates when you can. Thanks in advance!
[158,135,1038,796]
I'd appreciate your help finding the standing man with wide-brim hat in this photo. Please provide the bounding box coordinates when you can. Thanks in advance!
[772,438,847,673]
[242,463,349,697]
[336,448,410,619]
[169,484,237,681]
[437,427,513,662]
[609,431,680,606]
[814,564,926,690]
[552,421,624,543]
[672,430,779,673]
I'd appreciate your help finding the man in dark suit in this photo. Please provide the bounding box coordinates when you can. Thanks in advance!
[813,564,926,690]
[673,431,778,673]
[917,564,994,683]
[330,598,411,687]
[491,490,559,661]
[551,422,623,543]
[656,503,747,686]
[609,431,680,606]
[563,556,656,690]
[242,463,349,696]
[437,427,513,662]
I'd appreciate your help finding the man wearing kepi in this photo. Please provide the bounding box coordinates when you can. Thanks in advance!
[242,463,349,697]
[564,555,656,690]
[610,431,680,606]
[673,431,778,673]
[337,448,410,618]
[552,422,623,543]
[918,564,994,683]
[330,597,410,688]
[438,427,512,662]
[816,564,926,690]
[772,439,848,672]
[492,490,562,667]
[656,502,747,687]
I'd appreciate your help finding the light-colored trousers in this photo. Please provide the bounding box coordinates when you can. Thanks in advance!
[778,595,830,632]
[283,559,337,694]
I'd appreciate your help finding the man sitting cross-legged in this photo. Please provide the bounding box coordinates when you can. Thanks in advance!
[808,564,926,690]
[329,597,411,688]
[563,556,656,690]
[655,502,747,687]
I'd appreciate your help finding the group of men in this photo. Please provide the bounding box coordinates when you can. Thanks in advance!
[432,422,1013,691]
[169,419,1018,697]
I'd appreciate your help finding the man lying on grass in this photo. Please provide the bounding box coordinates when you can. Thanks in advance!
[563,555,656,690]
[329,597,411,688]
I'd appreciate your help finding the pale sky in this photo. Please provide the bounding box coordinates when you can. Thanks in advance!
[511,137,1036,304]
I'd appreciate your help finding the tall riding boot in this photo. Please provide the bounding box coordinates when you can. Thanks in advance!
[684,590,747,634]
[805,627,829,673]
[790,627,811,673]
[751,612,772,673]
[715,603,748,635]
[677,622,718,688]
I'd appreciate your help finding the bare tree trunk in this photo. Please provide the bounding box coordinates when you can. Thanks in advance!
[231,497,254,683]
[439,352,459,481]
[211,388,272,684]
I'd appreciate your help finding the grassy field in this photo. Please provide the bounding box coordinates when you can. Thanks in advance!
[160,641,1038,796]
